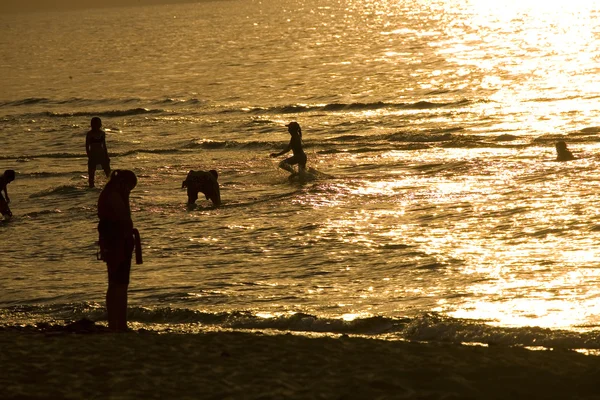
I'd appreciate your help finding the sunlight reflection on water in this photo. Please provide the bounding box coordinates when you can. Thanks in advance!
[3,0,600,335]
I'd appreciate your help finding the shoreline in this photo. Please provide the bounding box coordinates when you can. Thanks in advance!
[2,326,600,399]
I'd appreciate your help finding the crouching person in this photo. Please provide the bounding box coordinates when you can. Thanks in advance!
[182,169,221,207]
[97,169,142,332]
[0,169,15,219]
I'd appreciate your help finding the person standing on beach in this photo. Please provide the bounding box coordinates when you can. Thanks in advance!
[270,121,307,175]
[0,169,15,219]
[97,169,141,332]
[86,117,111,188]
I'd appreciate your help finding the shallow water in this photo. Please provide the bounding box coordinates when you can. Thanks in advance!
[2,0,600,348]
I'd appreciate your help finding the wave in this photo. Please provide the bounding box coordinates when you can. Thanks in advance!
[0,97,191,120]
[247,99,472,115]
[1,108,168,121]
[43,108,166,118]
[0,97,137,108]
[183,139,232,150]
[1,97,472,120]
[159,97,203,105]
[20,171,85,178]
[389,131,457,143]
[20,209,68,218]
[2,304,600,350]
[0,96,203,108]
[1,98,475,126]
[0,152,82,161]
[0,97,53,107]
[28,185,89,199]
[1,149,181,161]
[119,148,183,156]
[578,126,600,134]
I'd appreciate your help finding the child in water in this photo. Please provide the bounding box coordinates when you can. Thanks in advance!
[555,141,575,161]
[97,169,141,332]
[86,117,111,188]
[270,121,307,174]
[0,169,15,219]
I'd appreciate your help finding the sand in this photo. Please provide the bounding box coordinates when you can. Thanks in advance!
[2,323,600,400]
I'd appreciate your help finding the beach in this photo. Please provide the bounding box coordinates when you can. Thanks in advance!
[2,325,600,400]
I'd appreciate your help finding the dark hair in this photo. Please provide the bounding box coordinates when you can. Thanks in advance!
[4,169,15,182]
[106,170,137,215]
[287,121,302,139]
[91,117,102,129]
[555,141,567,150]
[110,169,137,188]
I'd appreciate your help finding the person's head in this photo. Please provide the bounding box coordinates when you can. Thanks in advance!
[91,117,102,130]
[555,141,568,152]
[286,121,301,135]
[3,169,15,183]
[109,169,137,193]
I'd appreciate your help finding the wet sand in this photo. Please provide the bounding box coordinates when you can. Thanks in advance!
[2,326,600,399]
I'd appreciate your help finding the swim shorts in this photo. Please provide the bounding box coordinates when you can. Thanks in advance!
[98,220,134,284]
[106,240,134,285]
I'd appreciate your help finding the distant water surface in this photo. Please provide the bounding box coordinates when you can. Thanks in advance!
[2,0,600,349]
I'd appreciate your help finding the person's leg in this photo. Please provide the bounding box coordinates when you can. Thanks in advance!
[113,283,129,332]
[106,283,129,332]
[298,155,307,173]
[106,283,118,331]
[106,253,131,332]
[187,186,199,204]
[207,186,221,207]
[88,162,96,188]
[102,160,111,178]
[278,159,295,173]
[0,194,10,217]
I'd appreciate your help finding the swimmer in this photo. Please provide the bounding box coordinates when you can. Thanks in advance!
[555,141,575,161]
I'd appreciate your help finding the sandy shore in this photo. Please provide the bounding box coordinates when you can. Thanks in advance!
[2,325,600,400]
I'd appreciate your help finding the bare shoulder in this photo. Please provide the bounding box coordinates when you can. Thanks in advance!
[98,190,126,219]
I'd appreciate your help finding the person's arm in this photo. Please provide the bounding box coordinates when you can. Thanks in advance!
[85,132,91,156]
[270,141,292,158]
[102,133,109,159]
[3,187,8,204]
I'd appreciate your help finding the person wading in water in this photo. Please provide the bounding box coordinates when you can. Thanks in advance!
[86,117,111,188]
[270,121,307,175]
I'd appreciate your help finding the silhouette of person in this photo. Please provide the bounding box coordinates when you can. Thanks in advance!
[0,169,15,218]
[97,170,140,332]
[86,117,111,188]
[182,169,221,206]
[555,141,575,161]
[270,121,307,174]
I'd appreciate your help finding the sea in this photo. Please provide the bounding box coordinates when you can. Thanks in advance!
[2,0,600,351]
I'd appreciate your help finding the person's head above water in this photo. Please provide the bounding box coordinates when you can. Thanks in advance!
[108,169,137,192]
[555,141,568,152]
[3,169,15,183]
[286,121,301,135]
[555,140,574,161]
[91,117,102,130]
